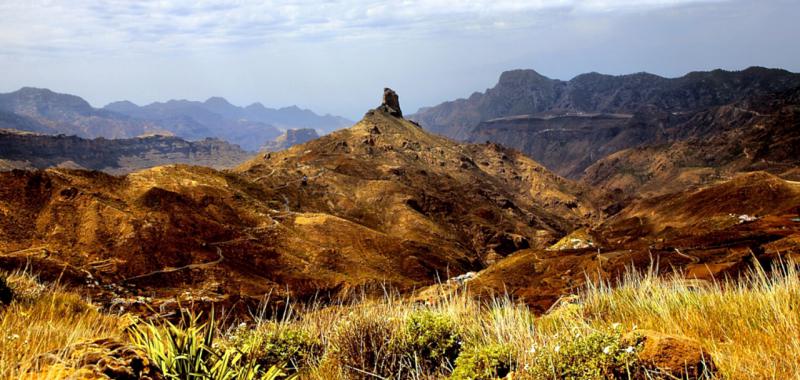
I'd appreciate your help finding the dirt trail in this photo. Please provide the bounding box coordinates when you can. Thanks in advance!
[1,246,50,258]
[674,248,701,264]
[123,246,224,282]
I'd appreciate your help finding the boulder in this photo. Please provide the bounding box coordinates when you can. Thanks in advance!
[627,330,715,378]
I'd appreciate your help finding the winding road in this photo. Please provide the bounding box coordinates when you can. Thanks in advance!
[122,246,225,282]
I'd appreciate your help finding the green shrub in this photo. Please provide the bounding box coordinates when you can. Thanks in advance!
[225,323,321,373]
[399,310,461,373]
[526,327,641,379]
[451,343,515,380]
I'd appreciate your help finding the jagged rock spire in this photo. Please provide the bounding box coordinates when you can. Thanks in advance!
[380,88,402,118]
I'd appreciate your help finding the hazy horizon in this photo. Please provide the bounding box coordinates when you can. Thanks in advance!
[1,0,799,120]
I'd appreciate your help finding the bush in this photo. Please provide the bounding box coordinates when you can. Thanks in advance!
[451,343,515,380]
[327,313,403,378]
[225,323,321,374]
[399,310,461,373]
[525,327,641,379]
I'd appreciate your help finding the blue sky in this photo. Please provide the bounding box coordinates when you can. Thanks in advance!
[0,0,798,119]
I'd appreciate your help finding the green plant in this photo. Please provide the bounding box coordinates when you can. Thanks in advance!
[526,327,641,379]
[225,322,321,373]
[400,310,461,373]
[128,311,295,380]
[451,343,514,380]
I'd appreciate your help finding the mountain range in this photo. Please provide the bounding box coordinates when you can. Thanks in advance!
[0,87,353,151]
[411,67,800,210]
[1,87,798,317]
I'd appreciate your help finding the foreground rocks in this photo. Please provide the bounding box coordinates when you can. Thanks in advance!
[34,338,163,379]
[627,330,716,378]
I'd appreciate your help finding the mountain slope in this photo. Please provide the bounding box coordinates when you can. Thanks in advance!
[0,93,595,312]
[583,87,800,210]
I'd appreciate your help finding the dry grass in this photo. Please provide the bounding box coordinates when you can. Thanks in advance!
[1,263,799,379]
[0,270,123,379]
[574,263,800,379]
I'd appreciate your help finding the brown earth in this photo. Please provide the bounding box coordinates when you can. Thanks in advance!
[471,171,800,311]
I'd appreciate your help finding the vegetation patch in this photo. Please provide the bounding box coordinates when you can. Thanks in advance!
[451,343,515,380]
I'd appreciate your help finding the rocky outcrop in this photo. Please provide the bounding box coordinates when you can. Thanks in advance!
[380,88,403,117]
[262,128,319,152]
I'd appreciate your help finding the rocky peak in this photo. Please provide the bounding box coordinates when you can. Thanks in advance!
[379,88,402,118]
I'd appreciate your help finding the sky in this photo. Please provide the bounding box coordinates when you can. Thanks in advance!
[0,0,798,120]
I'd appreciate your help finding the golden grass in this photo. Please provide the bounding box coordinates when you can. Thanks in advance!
[574,263,800,379]
[0,270,123,379]
[1,263,799,379]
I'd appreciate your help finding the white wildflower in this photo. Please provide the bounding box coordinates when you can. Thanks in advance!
[554,345,560,353]
[603,345,612,354]
[624,346,635,354]
[611,322,621,330]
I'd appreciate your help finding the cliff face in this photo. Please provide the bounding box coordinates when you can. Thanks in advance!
[0,130,251,174]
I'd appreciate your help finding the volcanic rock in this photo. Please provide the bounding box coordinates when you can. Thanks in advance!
[379,88,403,117]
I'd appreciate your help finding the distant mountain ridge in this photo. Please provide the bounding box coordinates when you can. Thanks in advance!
[0,129,250,174]
[0,87,353,151]
[104,96,353,149]
[412,66,800,140]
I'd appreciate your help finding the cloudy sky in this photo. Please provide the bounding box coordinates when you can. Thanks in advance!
[0,0,798,119]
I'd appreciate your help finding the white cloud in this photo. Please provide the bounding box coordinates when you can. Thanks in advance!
[0,0,729,55]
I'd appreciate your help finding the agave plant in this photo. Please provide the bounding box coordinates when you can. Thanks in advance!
[128,310,295,380]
